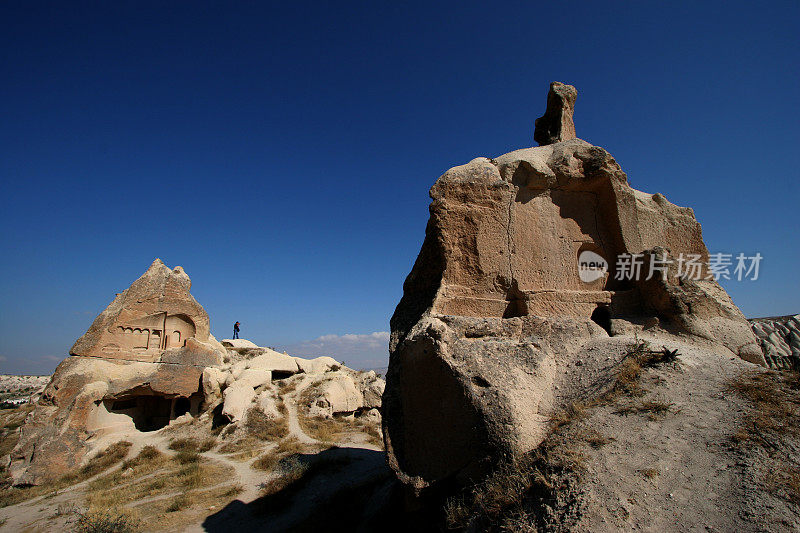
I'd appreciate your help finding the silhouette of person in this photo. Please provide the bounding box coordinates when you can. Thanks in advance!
[233,321,240,339]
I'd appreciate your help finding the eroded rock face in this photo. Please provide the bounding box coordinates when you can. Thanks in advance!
[750,315,800,370]
[534,81,577,146]
[383,84,764,495]
[71,259,217,362]
[10,260,224,486]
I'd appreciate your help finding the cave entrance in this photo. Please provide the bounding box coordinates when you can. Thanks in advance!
[108,396,173,432]
[174,397,191,418]
[271,370,295,381]
[591,305,612,335]
[104,392,202,432]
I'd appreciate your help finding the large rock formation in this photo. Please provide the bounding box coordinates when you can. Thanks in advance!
[9,259,388,486]
[382,83,765,495]
[9,260,226,485]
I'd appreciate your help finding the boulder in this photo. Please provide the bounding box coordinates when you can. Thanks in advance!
[357,371,385,409]
[202,367,227,406]
[307,373,364,418]
[256,388,283,420]
[294,356,340,374]
[220,338,260,349]
[383,83,765,495]
[236,368,272,389]
[222,382,256,422]
[246,349,300,374]
[360,408,382,423]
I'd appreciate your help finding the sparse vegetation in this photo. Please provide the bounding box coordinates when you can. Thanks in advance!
[244,406,289,441]
[254,451,350,514]
[73,508,141,533]
[253,436,314,471]
[727,370,800,504]
[168,437,216,453]
[578,428,613,448]
[637,468,660,479]
[165,494,189,512]
[81,451,239,529]
[71,441,133,481]
[277,379,298,395]
[615,399,677,420]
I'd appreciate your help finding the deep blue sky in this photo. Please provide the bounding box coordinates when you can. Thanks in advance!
[1,1,798,374]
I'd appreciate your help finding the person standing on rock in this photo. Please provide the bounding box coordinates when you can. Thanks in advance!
[233,321,240,339]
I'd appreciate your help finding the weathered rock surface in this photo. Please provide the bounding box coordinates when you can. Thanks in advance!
[750,314,800,370]
[305,369,386,419]
[534,81,577,146]
[71,259,213,362]
[222,382,258,422]
[383,84,765,495]
[220,339,259,349]
[294,356,340,374]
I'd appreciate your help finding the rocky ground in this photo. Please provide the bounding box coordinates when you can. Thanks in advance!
[437,331,800,532]
[0,370,389,532]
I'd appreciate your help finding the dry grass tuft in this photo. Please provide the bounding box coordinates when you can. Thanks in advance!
[168,437,215,453]
[578,429,614,449]
[615,399,677,420]
[252,437,315,472]
[174,450,201,465]
[550,402,587,432]
[765,466,800,503]
[277,379,298,395]
[165,494,189,512]
[244,407,289,441]
[80,441,133,478]
[600,341,682,402]
[637,468,660,479]
[73,507,141,533]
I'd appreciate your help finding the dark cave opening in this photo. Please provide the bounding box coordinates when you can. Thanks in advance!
[591,305,612,335]
[108,396,174,432]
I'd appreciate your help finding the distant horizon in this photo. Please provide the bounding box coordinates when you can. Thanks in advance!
[2,1,798,375]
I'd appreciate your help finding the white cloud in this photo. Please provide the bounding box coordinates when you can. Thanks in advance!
[278,331,389,370]
[0,355,6,362]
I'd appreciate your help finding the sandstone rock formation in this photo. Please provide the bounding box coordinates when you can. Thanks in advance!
[534,81,577,146]
[750,314,800,370]
[304,370,385,419]
[382,84,765,495]
[9,260,226,485]
[71,259,219,361]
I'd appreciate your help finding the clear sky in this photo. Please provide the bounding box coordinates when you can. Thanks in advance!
[1,1,798,375]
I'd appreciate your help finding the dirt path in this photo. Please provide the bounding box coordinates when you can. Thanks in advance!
[281,375,320,445]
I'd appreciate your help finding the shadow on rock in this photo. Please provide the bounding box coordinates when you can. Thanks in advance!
[202,447,428,533]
